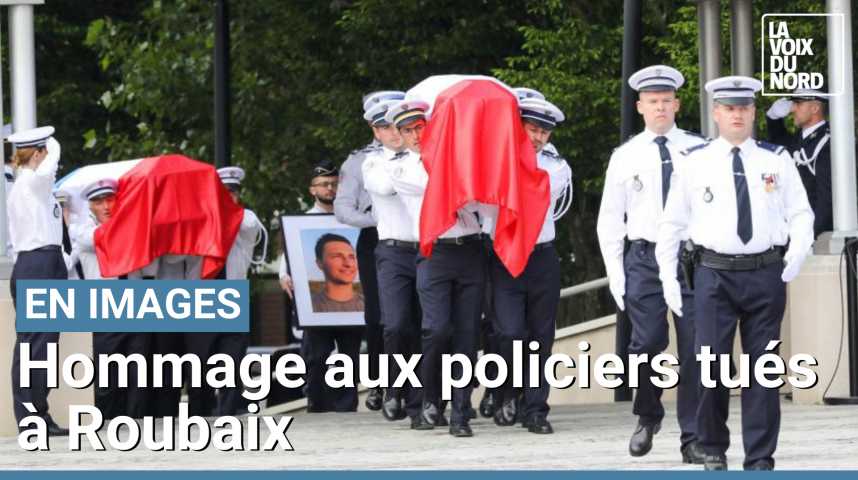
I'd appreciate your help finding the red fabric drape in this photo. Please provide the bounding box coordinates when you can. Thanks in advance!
[94,154,244,278]
[418,79,549,277]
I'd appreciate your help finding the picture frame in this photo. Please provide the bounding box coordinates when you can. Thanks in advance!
[281,214,366,327]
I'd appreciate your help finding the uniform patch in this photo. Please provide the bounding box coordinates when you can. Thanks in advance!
[703,187,714,203]
[755,140,786,155]
[761,173,779,192]
[681,142,711,156]
[53,203,61,219]
[632,175,643,192]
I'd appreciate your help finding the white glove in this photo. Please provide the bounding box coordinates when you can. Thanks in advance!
[662,278,683,317]
[781,252,804,283]
[766,98,793,119]
[608,273,625,311]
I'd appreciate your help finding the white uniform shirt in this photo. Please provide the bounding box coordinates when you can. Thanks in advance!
[225,209,262,279]
[480,144,572,243]
[69,215,115,280]
[655,136,814,281]
[597,125,707,280]
[7,138,63,253]
[389,150,481,240]
[363,148,418,241]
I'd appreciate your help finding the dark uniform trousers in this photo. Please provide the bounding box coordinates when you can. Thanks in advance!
[93,332,150,419]
[375,242,423,417]
[144,332,182,417]
[357,227,384,384]
[624,241,699,447]
[10,247,68,426]
[694,262,785,469]
[492,243,560,421]
[480,239,501,398]
[416,240,485,424]
[304,327,363,412]
[183,332,249,416]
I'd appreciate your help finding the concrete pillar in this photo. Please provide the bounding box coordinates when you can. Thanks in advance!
[827,0,858,237]
[697,0,721,138]
[730,0,754,76]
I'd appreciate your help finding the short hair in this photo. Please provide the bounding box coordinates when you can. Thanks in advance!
[315,233,352,261]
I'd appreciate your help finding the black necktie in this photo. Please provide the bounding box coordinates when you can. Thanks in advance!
[732,147,753,244]
[654,136,672,208]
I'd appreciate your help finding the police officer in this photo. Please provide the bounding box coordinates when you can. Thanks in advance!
[597,65,706,462]
[334,90,405,410]
[387,99,484,437]
[6,126,69,435]
[72,178,142,418]
[490,95,572,434]
[301,161,364,412]
[766,90,831,237]
[655,76,814,470]
[362,98,426,428]
[206,166,264,414]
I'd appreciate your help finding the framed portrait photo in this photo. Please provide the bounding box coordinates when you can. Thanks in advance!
[281,214,366,327]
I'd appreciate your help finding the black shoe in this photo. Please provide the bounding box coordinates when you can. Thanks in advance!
[449,422,473,437]
[493,398,517,426]
[628,421,660,457]
[434,411,449,427]
[365,387,383,411]
[410,414,434,430]
[744,460,773,471]
[381,396,406,421]
[479,391,496,418]
[47,421,69,437]
[421,401,440,426]
[527,416,553,434]
[704,454,728,471]
[681,441,706,465]
[465,405,477,420]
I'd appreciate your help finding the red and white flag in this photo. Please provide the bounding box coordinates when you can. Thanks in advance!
[411,75,550,277]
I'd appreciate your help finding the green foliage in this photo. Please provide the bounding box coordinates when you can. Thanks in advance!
[25,0,855,323]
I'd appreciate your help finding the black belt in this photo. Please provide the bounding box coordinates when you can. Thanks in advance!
[26,245,61,253]
[533,241,554,251]
[697,247,785,271]
[380,239,419,250]
[630,239,654,248]
[435,233,482,245]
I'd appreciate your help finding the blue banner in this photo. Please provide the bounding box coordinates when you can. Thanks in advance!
[15,280,249,333]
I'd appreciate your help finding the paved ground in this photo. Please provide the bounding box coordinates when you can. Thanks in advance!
[0,401,855,470]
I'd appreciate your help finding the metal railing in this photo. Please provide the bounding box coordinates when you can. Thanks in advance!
[559,276,609,299]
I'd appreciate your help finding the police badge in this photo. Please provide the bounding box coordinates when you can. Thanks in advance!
[761,173,777,193]
[632,175,643,192]
[703,187,714,203]
[53,203,61,218]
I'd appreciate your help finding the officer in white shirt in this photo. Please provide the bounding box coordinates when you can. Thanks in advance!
[597,65,707,463]
[6,126,69,435]
[489,96,571,435]
[362,98,426,428]
[655,76,814,471]
[73,178,145,419]
[195,166,265,415]
[386,99,484,437]
[334,90,406,411]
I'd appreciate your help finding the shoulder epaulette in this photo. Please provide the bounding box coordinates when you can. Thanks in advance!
[680,142,711,156]
[351,142,382,156]
[755,140,786,155]
[682,129,710,141]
